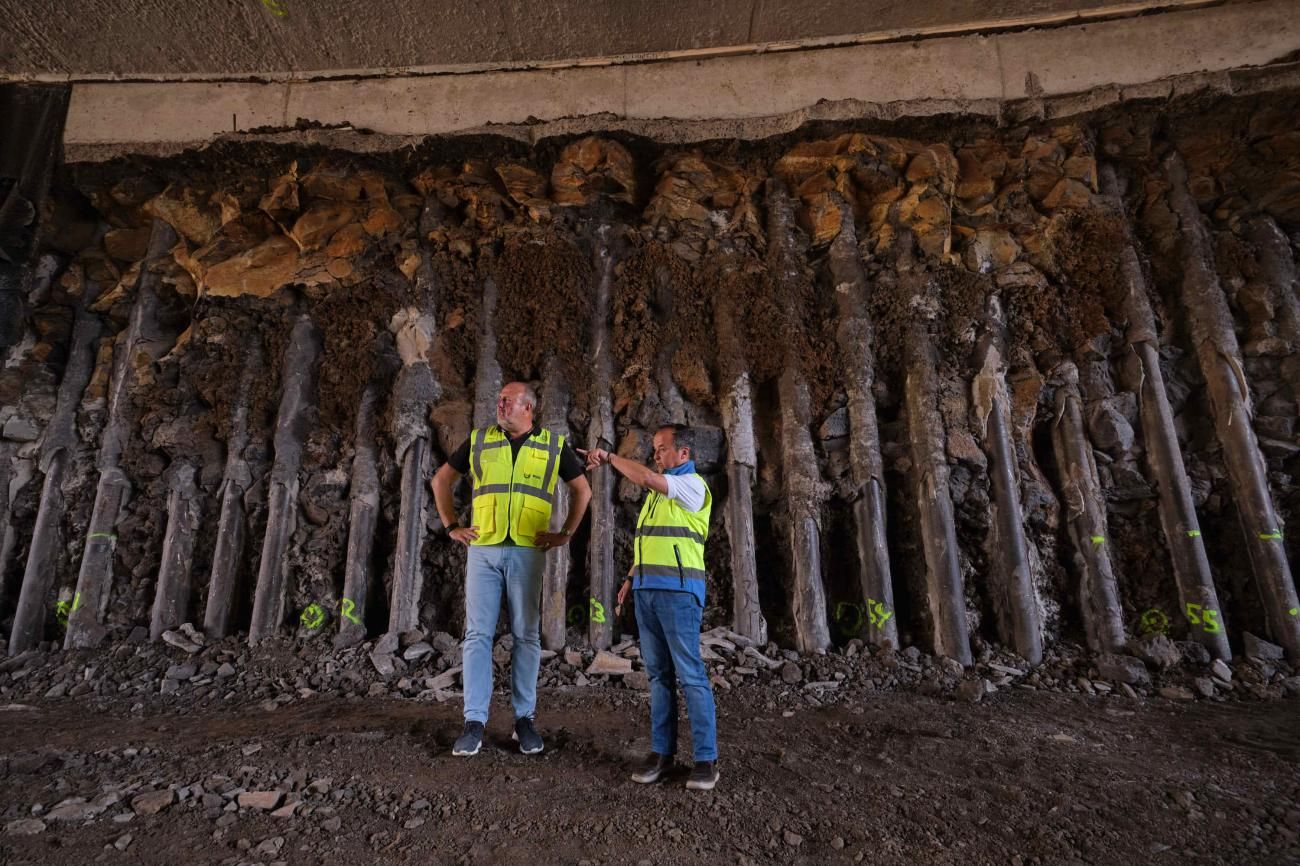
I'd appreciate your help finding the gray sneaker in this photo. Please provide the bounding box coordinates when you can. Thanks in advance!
[512,717,544,755]
[452,721,484,756]
[686,760,719,791]
[631,752,675,784]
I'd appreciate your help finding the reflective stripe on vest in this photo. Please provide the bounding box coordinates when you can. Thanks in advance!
[468,426,565,547]
[632,475,712,586]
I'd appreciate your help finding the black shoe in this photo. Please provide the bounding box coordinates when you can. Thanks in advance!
[686,760,719,791]
[452,721,484,756]
[512,717,544,755]
[630,752,675,784]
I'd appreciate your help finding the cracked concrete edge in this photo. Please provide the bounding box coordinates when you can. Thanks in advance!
[57,0,1300,162]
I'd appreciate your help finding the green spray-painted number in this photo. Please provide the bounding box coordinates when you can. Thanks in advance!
[55,599,72,626]
[589,598,607,625]
[866,598,894,628]
[340,598,362,626]
[71,592,82,613]
[300,603,324,630]
[567,604,586,627]
[1185,603,1222,634]
[1259,529,1283,541]
[1139,608,1170,635]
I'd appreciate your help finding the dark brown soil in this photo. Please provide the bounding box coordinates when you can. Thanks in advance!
[2,687,1297,865]
[493,229,594,389]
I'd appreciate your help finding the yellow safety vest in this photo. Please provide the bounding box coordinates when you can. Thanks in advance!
[632,475,712,587]
[468,426,565,547]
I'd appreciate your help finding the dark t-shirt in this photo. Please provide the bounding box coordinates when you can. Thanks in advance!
[446,426,584,482]
[447,426,584,545]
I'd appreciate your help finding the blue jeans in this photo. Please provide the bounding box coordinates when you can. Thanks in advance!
[634,588,718,762]
[463,545,544,724]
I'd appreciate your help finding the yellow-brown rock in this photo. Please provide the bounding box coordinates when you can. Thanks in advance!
[290,202,356,252]
[259,166,300,228]
[496,163,551,220]
[1042,179,1093,210]
[326,257,353,279]
[325,223,367,258]
[551,137,636,207]
[361,205,402,236]
[962,226,1021,273]
[203,236,301,298]
[905,145,958,188]
[300,166,388,204]
[90,262,140,312]
[144,186,220,246]
[800,193,842,247]
[103,227,152,262]
[1063,155,1097,189]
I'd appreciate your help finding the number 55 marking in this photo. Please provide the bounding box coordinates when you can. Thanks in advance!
[1185,602,1222,634]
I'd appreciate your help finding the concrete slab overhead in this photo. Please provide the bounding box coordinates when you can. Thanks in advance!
[46,0,1300,157]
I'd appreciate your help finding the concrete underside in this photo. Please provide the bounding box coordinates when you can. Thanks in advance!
[25,0,1296,162]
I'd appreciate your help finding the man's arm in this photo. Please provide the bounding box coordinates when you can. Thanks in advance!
[580,449,669,495]
[432,462,478,546]
[534,475,591,549]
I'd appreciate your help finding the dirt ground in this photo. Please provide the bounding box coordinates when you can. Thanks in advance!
[2,684,1298,866]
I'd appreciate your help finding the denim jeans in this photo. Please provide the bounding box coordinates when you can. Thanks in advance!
[463,545,545,724]
[634,588,718,762]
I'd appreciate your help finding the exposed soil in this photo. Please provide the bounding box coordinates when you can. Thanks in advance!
[2,683,1298,865]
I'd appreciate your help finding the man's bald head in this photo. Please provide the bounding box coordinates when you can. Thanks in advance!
[496,381,537,435]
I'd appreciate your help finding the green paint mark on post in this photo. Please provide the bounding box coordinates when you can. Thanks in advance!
[567,604,585,627]
[1186,529,1201,538]
[54,599,72,626]
[71,592,82,613]
[261,0,288,17]
[589,598,607,625]
[866,598,893,628]
[340,598,362,626]
[1259,529,1283,541]
[300,603,324,630]
[1289,607,1299,617]
[1090,535,1105,545]
[1139,608,1169,635]
[834,602,863,633]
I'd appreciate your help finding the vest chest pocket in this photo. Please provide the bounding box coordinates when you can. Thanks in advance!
[520,449,548,482]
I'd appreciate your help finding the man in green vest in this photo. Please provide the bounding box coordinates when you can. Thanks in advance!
[432,381,591,757]
[583,424,719,791]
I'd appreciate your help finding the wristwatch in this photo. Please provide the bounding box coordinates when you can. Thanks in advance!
[559,528,573,536]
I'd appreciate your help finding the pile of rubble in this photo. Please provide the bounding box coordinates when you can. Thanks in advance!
[2,624,1297,717]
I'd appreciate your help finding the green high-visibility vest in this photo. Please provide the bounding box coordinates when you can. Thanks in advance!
[632,475,712,586]
[468,426,565,547]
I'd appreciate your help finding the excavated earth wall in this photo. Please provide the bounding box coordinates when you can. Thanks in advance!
[1,87,1299,671]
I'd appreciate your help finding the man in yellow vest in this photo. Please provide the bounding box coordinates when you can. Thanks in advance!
[583,424,719,791]
[432,381,591,757]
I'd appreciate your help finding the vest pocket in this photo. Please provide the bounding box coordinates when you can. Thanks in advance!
[517,500,550,544]
[472,501,496,538]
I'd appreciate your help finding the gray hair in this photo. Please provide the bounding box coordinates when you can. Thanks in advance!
[519,383,538,411]
[659,423,695,457]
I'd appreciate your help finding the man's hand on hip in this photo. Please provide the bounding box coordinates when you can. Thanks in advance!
[449,526,479,546]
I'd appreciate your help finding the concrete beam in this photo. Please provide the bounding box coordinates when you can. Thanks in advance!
[54,0,1300,158]
[3,0,1217,81]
